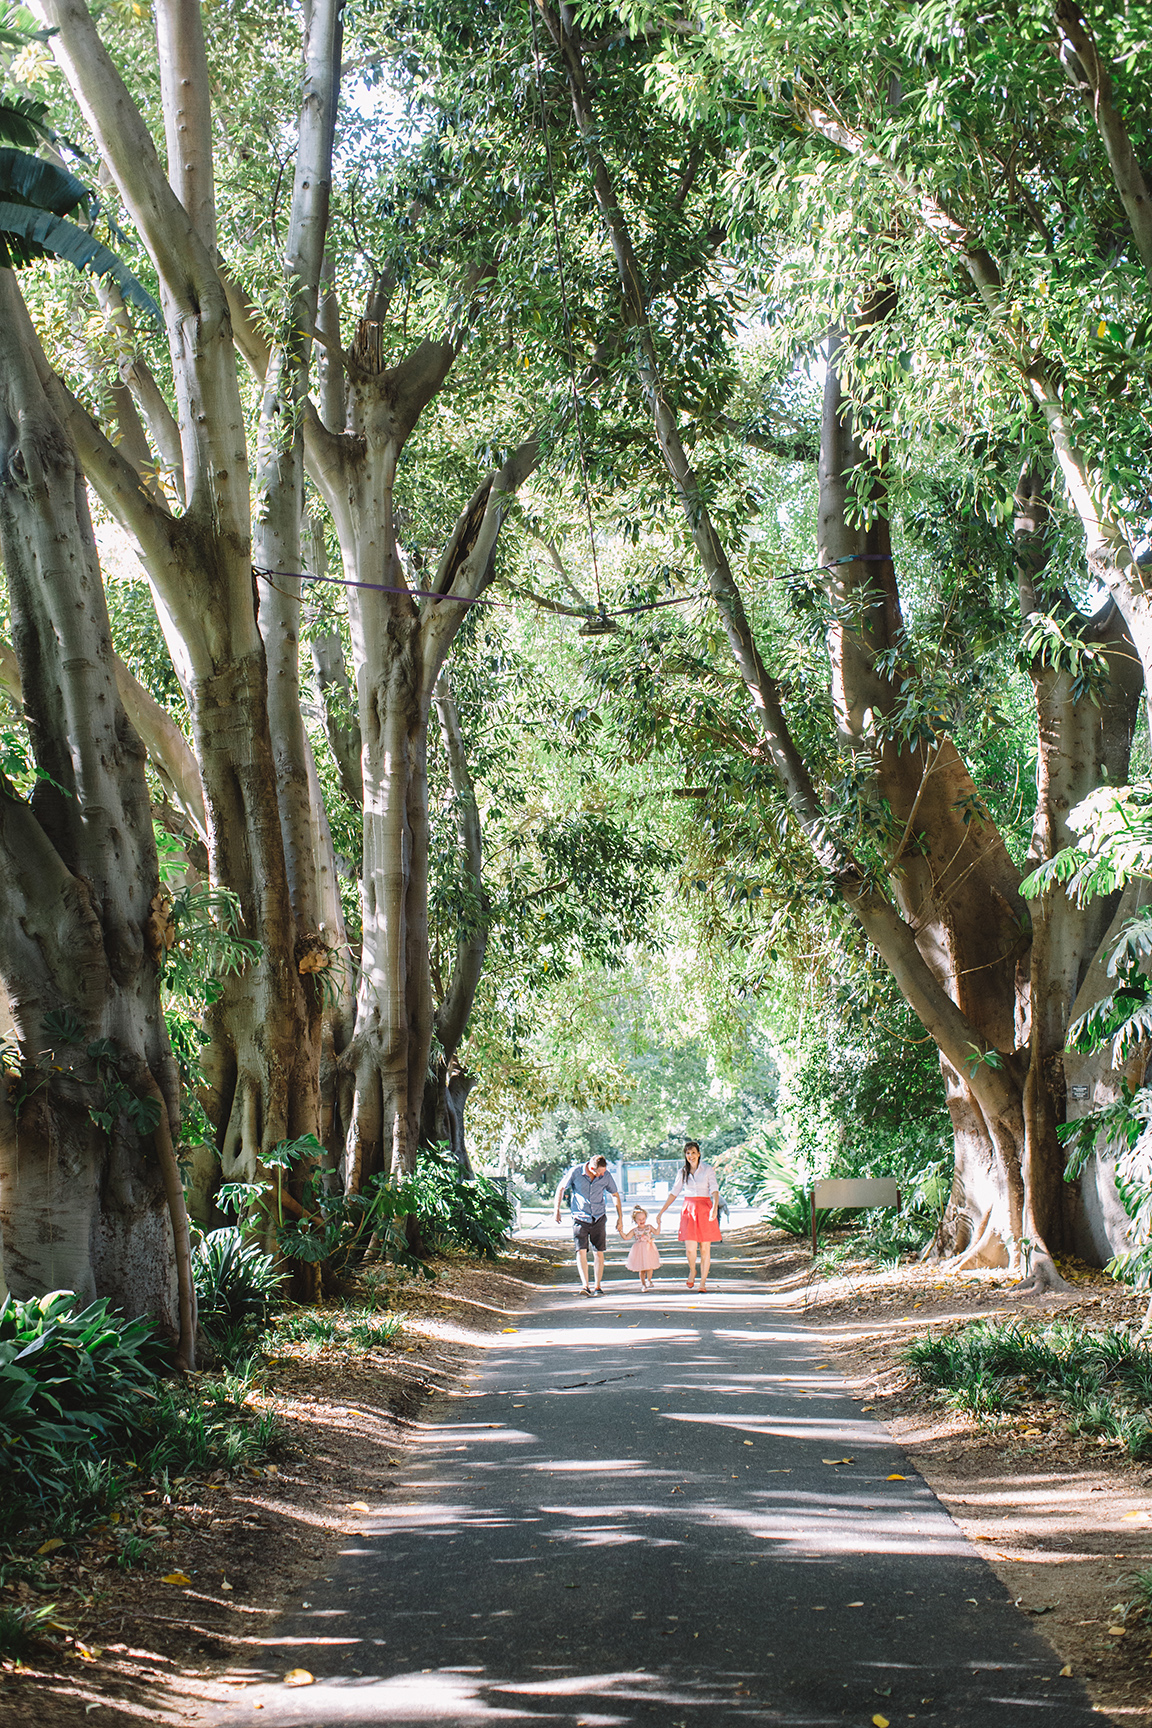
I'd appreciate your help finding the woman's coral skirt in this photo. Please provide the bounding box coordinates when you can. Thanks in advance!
[678,1197,722,1242]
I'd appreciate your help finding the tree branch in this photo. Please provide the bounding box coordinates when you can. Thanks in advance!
[1054,1,1152,292]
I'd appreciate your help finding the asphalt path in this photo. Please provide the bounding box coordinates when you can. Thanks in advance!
[217,1237,1096,1726]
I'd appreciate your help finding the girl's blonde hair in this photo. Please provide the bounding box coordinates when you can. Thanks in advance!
[631,1204,648,1220]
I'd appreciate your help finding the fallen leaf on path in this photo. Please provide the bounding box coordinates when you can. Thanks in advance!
[349,1502,370,1511]
[847,1601,863,1607]
[283,1669,314,1687]
[37,1539,64,1555]
[1060,1665,1073,1676]
[162,1573,192,1586]
[1121,1510,1149,1521]
[873,1716,889,1727]
[744,1440,753,1446]
[822,1457,854,1465]
[1107,1625,1126,1636]
[886,1474,908,1480]
[500,1328,518,1334]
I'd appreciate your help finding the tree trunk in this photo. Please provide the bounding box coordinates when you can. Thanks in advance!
[33,0,322,1190]
[419,673,489,1176]
[1015,468,1144,1277]
[0,268,193,1361]
[817,319,1035,1268]
[304,324,540,1189]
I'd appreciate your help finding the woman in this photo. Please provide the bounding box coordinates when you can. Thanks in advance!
[656,1140,721,1291]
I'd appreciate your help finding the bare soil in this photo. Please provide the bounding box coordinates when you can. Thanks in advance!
[0,1240,567,1728]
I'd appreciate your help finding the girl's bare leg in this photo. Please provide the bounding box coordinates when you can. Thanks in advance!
[700,1243,712,1287]
[686,1243,697,1286]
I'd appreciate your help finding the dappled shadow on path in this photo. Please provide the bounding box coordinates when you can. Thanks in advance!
[216,1257,1098,1726]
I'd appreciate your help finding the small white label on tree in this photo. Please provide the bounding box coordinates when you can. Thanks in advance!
[1069,1085,1090,1101]
[814,1178,900,1209]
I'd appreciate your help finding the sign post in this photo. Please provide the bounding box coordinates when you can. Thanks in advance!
[809,1177,901,1255]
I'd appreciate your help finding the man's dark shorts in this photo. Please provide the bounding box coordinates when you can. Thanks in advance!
[573,1215,607,1252]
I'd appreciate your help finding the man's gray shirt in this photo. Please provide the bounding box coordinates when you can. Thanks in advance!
[561,1164,620,1222]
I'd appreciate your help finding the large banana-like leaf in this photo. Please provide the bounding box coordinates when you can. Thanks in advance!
[0,146,88,217]
[0,93,50,151]
[0,200,160,321]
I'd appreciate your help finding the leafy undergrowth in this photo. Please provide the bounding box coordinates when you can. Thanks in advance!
[0,1243,564,1720]
[906,1318,1152,1455]
[0,1291,287,1667]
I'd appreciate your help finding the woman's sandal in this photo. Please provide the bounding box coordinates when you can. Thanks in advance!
[686,1278,695,1289]
[698,1283,708,1293]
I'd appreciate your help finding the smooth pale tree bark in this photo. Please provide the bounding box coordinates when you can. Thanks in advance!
[542,0,1146,1279]
[307,387,539,1188]
[0,268,194,1361]
[31,0,321,1188]
[816,322,1031,1270]
[304,635,488,1174]
[1015,469,1144,1264]
[817,327,1141,1281]
[423,672,489,1176]
[1053,2,1152,293]
[0,636,207,844]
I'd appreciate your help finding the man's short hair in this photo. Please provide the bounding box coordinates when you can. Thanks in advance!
[591,1155,608,1169]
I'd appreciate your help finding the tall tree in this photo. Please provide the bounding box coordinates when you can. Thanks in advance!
[532,0,1147,1284]
[0,268,194,1361]
[26,0,345,1197]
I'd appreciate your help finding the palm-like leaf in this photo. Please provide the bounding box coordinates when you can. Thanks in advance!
[0,199,160,319]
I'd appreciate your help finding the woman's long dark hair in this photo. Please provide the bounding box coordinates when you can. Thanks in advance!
[681,1140,701,1185]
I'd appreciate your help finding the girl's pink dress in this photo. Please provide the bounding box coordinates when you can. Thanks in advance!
[626,1223,661,1272]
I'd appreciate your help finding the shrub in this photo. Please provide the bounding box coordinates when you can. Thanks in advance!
[192,1226,284,1349]
[765,1184,841,1241]
[0,1290,279,1547]
[0,1291,164,1526]
[396,1148,516,1258]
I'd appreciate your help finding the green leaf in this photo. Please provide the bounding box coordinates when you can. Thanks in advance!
[0,147,88,218]
[0,201,160,320]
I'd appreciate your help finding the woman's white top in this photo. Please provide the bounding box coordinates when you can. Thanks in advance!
[671,1162,720,1200]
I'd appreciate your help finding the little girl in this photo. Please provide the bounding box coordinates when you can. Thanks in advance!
[620,1205,661,1290]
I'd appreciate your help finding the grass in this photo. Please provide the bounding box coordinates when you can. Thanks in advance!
[268,1299,405,1355]
[0,1596,59,1659]
[904,1319,1152,1455]
[816,1211,935,1274]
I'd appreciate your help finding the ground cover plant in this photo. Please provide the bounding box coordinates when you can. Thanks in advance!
[0,1290,282,1660]
[905,1319,1152,1456]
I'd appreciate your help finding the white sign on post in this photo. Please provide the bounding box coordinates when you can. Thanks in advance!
[814,1178,900,1211]
[810,1177,901,1254]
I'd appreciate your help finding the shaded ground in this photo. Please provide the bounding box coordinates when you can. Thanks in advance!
[0,1241,567,1728]
[6,1227,1151,1726]
[785,1231,1152,1722]
[212,1234,1098,1726]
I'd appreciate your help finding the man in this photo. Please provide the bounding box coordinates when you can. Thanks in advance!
[553,1152,623,1296]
